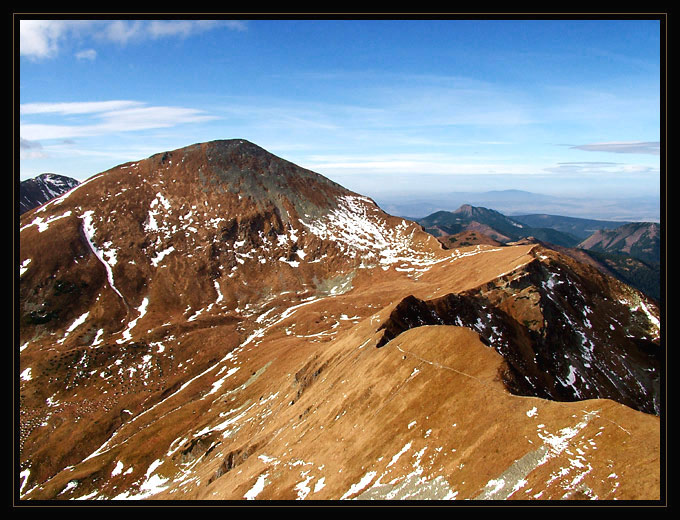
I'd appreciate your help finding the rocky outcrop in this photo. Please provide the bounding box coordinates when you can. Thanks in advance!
[377,249,661,415]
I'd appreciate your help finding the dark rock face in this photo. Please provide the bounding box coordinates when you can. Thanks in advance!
[200,139,350,221]
[20,173,80,214]
[377,254,661,415]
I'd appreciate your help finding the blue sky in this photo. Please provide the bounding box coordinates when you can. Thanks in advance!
[18,18,662,214]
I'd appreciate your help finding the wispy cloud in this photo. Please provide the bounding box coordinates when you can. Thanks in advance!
[75,48,97,61]
[303,154,545,176]
[20,100,218,141]
[543,161,658,175]
[20,100,142,115]
[101,20,245,45]
[570,141,660,155]
[19,138,47,159]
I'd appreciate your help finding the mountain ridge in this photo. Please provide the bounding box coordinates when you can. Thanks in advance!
[18,139,662,501]
[418,206,580,247]
[577,222,660,265]
[375,189,659,222]
[510,213,634,240]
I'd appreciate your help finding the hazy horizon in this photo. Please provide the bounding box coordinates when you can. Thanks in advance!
[19,17,662,220]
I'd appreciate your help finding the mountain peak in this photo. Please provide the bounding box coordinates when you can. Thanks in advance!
[455,203,475,215]
[452,204,499,218]
[20,173,80,214]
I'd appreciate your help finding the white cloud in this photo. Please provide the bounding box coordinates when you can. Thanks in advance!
[570,141,660,155]
[102,20,245,44]
[20,20,69,58]
[543,161,658,176]
[304,156,545,176]
[20,101,218,141]
[20,100,142,115]
[20,19,246,59]
[75,48,97,60]
[148,20,245,38]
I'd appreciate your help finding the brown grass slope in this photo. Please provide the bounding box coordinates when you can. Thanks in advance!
[18,140,661,502]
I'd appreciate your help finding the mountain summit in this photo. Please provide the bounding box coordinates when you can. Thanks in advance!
[19,173,80,214]
[18,140,662,501]
[19,139,442,351]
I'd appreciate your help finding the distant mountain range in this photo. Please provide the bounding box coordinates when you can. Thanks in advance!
[418,204,580,248]
[510,213,632,241]
[375,189,660,223]
[19,173,80,214]
[417,205,661,301]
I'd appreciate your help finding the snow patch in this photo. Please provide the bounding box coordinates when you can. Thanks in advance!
[81,211,125,303]
[341,471,377,499]
[117,298,149,344]
[20,258,31,276]
[244,473,269,500]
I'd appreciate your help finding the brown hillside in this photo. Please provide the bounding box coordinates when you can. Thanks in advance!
[18,140,662,502]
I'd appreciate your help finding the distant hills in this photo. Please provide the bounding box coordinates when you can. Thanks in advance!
[417,204,661,301]
[418,204,580,248]
[375,189,660,223]
[511,213,632,241]
[578,222,660,265]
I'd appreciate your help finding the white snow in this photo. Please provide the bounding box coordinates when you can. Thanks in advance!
[58,480,79,495]
[205,367,240,396]
[565,365,577,387]
[130,459,170,499]
[314,477,326,493]
[20,367,32,381]
[20,258,31,276]
[279,257,300,268]
[80,211,125,303]
[111,461,125,477]
[244,473,269,500]
[117,298,149,344]
[58,312,90,344]
[36,173,101,212]
[387,442,412,468]
[214,280,224,304]
[19,469,31,496]
[638,300,660,330]
[21,210,74,234]
[340,471,377,499]
[151,246,175,267]
[92,329,105,346]
[295,473,314,500]
[298,195,446,272]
